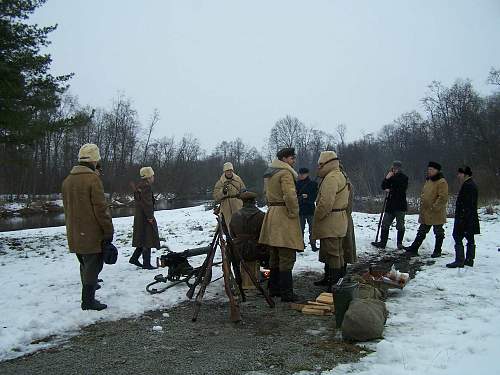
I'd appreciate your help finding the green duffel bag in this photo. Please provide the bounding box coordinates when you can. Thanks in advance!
[358,283,386,301]
[341,298,388,342]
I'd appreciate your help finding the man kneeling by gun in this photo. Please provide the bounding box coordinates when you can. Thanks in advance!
[229,191,270,292]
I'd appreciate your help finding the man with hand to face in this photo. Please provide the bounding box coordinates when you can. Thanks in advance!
[296,167,319,251]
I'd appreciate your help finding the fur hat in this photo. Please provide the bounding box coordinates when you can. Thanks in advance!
[276,147,296,160]
[428,161,442,171]
[140,166,155,179]
[223,162,234,172]
[392,160,402,168]
[318,151,338,165]
[78,143,101,162]
[239,191,257,201]
[458,166,472,176]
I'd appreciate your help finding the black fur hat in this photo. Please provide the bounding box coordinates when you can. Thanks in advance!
[428,161,442,170]
[458,166,472,176]
[276,147,296,160]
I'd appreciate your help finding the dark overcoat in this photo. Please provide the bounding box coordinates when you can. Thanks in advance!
[132,180,160,249]
[295,177,318,216]
[381,171,408,212]
[453,177,480,236]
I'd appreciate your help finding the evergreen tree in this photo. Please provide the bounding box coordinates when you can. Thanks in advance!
[0,0,73,145]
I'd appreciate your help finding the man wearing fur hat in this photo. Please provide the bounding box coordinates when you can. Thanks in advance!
[62,143,114,311]
[296,167,319,251]
[130,167,160,269]
[405,161,449,257]
[213,162,246,227]
[259,147,304,302]
[230,191,267,291]
[311,151,349,291]
[446,166,479,268]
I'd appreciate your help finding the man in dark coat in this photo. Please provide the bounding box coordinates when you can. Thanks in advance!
[62,143,114,311]
[130,167,160,269]
[230,191,267,291]
[447,166,480,268]
[296,167,319,251]
[372,161,408,250]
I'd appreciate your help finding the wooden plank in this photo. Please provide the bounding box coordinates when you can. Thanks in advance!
[290,303,306,312]
[316,295,334,305]
[304,304,333,312]
[302,307,326,316]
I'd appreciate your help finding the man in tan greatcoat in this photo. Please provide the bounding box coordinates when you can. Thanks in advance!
[213,162,246,228]
[62,144,114,311]
[311,151,349,292]
[259,147,304,302]
[405,161,449,257]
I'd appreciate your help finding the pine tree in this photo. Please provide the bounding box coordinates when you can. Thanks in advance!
[0,0,73,145]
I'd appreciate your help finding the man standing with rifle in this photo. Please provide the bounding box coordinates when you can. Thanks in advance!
[259,147,304,302]
[372,161,408,250]
[213,162,246,228]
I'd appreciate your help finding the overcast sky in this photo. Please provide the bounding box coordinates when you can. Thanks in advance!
[32,0,500,150]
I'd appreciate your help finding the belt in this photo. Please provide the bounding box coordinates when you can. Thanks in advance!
[331,207,347,212]
[268,202,286,206]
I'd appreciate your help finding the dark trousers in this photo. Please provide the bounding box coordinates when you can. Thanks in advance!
[381,211,405,231]
[299,214,314,245]
[410,224,444,250]
[453,231,475,261]
[76,253,104,285]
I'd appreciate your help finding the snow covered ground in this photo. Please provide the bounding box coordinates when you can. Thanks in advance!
[0,205,499,374]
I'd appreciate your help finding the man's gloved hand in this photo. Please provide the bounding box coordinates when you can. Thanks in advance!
[101,239,118,265]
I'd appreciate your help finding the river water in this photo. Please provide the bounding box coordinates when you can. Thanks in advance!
[0,199,209,232]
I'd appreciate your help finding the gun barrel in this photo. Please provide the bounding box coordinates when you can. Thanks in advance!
[181,246,211,258]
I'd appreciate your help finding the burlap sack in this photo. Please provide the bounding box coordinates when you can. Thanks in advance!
[341,298,388,341]
[358,283,385,301]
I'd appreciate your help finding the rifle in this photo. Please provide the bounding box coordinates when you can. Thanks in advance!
[220,214,275,309]
[374,192,389,243]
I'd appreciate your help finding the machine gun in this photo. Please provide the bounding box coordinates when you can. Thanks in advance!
[146,245,220,294]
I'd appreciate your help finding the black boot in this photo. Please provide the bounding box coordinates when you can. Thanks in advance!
[280,271,302,302]
[397,230,405,250]
[404,228,426,256]
[142,248,157,270]
[371,229,389,249]
[465,244,475,267]
[129,247,143,268]
[327,268,343,293]
[431,236,444,258]
[313,263,329,286]
[268,268,281,297]
[81,285,107,311]
[446,241,465,268]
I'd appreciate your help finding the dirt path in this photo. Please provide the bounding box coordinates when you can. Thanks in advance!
[0,250,429,375]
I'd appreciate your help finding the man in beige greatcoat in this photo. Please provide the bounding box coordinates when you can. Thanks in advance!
[259,147,304,302]
[62,144,114,311]
[405,161,449,257]
[311,151,349,292]
[213,162,246,228]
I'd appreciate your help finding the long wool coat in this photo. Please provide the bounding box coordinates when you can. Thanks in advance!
[418,173,449,226]
[62,165,114,254]
[453,177,480,235]
[311,161,349,240]
[258,159,304,251]
[343,176,357,264]
[213,173,246,227]
[132,180,160,249]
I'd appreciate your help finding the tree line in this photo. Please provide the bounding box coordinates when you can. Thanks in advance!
[1,1,499,202]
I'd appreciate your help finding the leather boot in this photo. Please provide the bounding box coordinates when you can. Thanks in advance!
[268,268,281,297]
[431,236,444,258]
[280,271,302,302]
[142,248,157,270]
[465,244,475,267]
[327,268,343,293]
[371,229,389,249]
[446,241,465,268]
[129,247,143,268]
[313,263,329,286]
[81,285,107,311]
[397,230,405,250]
